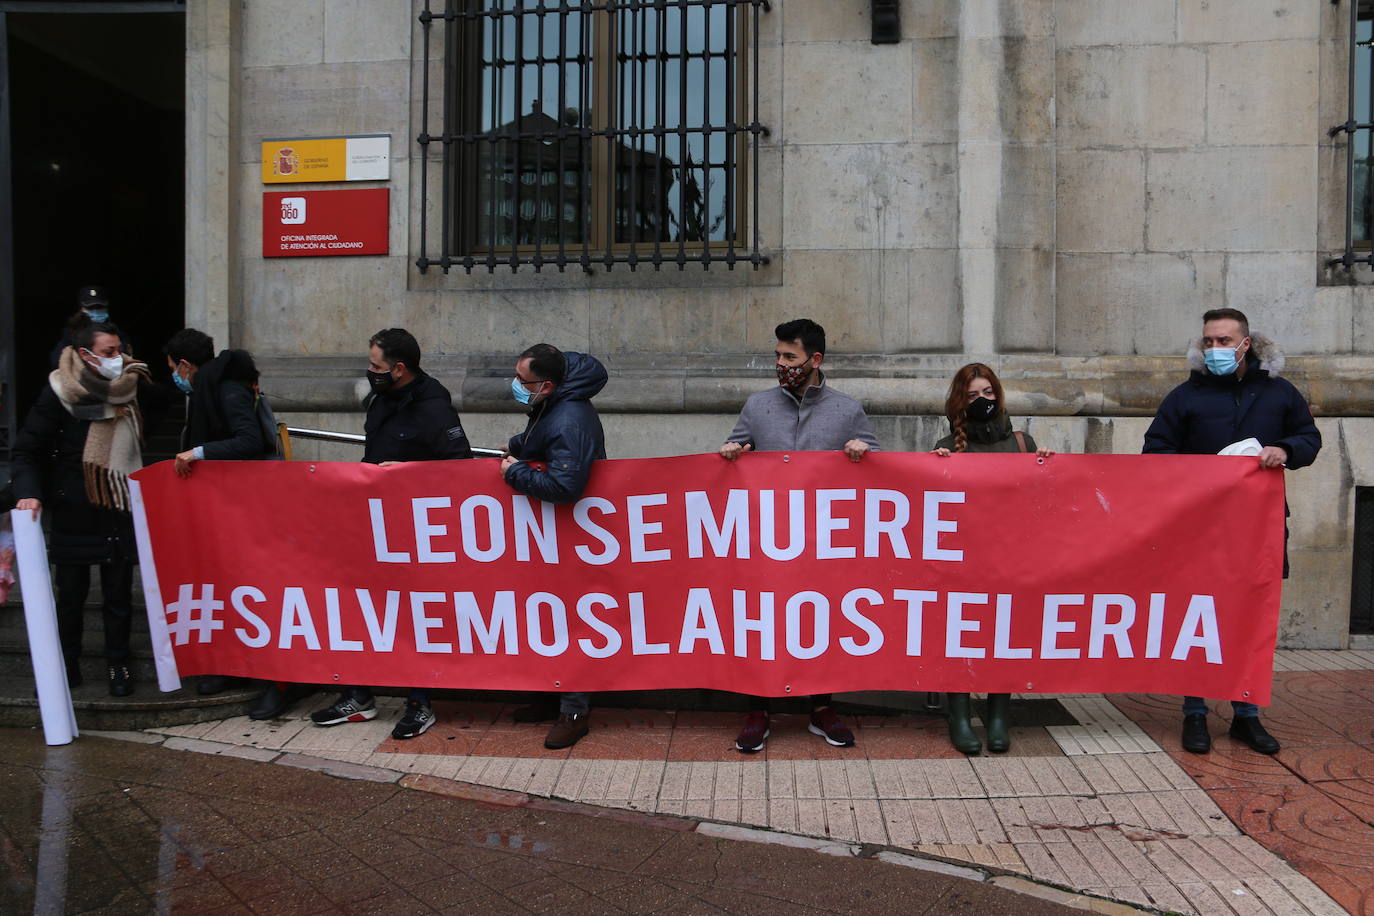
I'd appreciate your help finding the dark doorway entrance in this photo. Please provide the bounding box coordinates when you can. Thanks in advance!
[0,3,184,466]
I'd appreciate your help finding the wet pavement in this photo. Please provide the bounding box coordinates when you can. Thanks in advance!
[0,730,1088,915]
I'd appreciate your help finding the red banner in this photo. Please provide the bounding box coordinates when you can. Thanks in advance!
[129,454,1285,703]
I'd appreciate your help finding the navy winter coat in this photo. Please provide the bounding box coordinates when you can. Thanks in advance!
[1142,356,1320,467]
[504,352,607,504]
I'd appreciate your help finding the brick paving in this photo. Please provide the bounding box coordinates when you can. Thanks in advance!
[144,650,1374,915]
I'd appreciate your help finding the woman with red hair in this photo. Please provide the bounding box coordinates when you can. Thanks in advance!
[932,362,1052,754]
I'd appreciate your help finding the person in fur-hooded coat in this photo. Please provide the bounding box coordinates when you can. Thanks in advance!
[1142,307,1320,758]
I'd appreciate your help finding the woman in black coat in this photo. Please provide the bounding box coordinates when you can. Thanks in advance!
[12,323,154,695]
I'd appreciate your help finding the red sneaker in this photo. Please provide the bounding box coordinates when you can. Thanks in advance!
[808,707,855,747]
[735,710,769,753]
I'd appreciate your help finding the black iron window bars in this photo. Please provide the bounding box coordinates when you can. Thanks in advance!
[416,0,771,274]
[1331,0,1374,268]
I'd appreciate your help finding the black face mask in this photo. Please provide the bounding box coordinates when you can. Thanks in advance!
[366,369,396,395]
[964,397,998,423]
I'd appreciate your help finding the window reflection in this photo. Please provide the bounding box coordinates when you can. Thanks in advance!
[469,0,738,250]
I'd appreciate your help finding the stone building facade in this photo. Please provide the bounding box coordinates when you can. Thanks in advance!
[183,1,1374,649]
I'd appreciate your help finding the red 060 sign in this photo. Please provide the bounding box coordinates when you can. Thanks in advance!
[262,189,389,258]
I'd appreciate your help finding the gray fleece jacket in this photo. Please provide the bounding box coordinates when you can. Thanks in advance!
[726,374,880,452]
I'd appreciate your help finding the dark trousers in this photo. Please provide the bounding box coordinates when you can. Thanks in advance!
[54,562,134,667]
[749,694,832,713]
[346,686,431,705]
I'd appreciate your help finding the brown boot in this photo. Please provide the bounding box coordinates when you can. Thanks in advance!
[544,713,589,749]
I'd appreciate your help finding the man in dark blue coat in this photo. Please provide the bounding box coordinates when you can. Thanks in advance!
[1143,308,1321,756]
[501,343,607,749]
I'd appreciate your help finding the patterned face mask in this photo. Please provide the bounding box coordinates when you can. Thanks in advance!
[776,362,811,392]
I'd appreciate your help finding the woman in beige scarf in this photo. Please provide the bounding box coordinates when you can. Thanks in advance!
[12,323,151,696]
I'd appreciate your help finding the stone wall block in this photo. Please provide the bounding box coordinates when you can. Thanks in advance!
[431,288,593,356]
[241,61,412,164]
[1055,0,1177,47]
[1056,149,1147,253]
[1179,0,1320,43]
[783,0,958,42]
[1055,253,1225,356]
[1018,417,1089,455]
[589,287,746,355]
[783,41,912,144]
[1146,148,1317,252]
[959,0,1053,40]
[1207,41,1318,146]
[1056,46,1206,149]
[1227,254,1349,355]
[781,143,957,250]
[1284,419,1349,550]
[954,38,1054,144]
[745,250,884,351]
[243,0,324,68]
[1281,550,1352,649]
[324,0,410,63]
[913,38,959,142]
[880,248,962,352]
[1354,287,1374,355]
[240,256,413,355]
[994,248,1055,352]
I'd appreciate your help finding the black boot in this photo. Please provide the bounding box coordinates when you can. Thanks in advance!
[1181,713,1211,753]
[946,693,982,755]
[107,665,133,697]
[248,684,295,720]
[1229,716,1280,755]
[196,675,238,696]
[985,693,1011,753]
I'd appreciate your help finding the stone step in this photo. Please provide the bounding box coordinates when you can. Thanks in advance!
[0,675,261,730]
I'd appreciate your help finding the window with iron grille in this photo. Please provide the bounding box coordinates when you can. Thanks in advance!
[416,0,771,274]
[1331,0,1374,268]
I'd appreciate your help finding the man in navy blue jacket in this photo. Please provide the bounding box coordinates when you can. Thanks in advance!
[1143,308,1321,756]
[501,343,607,749]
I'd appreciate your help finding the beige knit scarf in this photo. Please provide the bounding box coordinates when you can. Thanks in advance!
[49,347,150,511]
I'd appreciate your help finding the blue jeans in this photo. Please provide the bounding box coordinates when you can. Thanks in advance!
[1182,696,1259,718]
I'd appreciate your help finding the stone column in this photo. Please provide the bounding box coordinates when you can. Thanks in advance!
[184,0,239,348]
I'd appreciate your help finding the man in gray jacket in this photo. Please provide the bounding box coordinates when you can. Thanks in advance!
[719,318,879,753]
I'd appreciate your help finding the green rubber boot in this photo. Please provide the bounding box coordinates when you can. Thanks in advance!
[945,692,982,755]
[985,692,1011,753]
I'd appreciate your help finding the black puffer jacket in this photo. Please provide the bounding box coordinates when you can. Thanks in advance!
[11,385,147,565]
[505,352,607,504]
[1142,335,1320,466]
[363,371,472,464]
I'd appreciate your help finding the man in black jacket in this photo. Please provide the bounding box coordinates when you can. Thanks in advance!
[14,321,154,696]
[309,328,473,739]
[165,328,283,712]
[1143,308,1321,756]
[502,343,607,749]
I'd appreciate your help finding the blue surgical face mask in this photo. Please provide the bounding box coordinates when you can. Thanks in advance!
[83,308,109,323]
[1203,346,1241,376]
[511,376,534,405]
[173,371,193,395]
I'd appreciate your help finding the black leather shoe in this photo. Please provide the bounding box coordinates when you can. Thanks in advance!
[1181,713,1211,753]
[248,685,294,720]
[107,665,133,698]
[196,675,237,696]
[1229,716,1281,755]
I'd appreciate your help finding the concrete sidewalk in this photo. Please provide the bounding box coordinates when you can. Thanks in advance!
[16,648,1374,914]
[0,729,1105,915]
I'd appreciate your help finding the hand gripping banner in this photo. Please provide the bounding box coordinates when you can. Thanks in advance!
[129,453,1285,703]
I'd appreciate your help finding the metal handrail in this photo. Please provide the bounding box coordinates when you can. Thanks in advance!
[285,426,504,458]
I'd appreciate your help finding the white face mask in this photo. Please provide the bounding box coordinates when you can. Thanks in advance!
[84,350,124,380]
